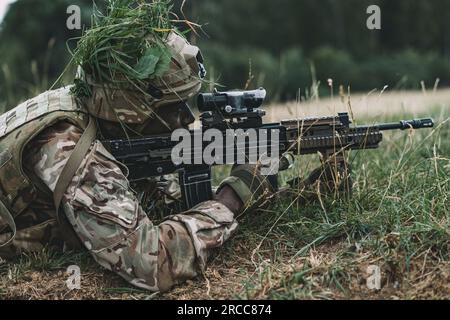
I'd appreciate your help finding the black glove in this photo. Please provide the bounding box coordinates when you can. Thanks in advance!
[289,153,352,203]
[217,164,275,215]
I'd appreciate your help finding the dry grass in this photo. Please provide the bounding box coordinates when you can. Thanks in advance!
[266,88,450,121]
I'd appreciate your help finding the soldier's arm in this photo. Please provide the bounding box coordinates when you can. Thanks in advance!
[27,121,241,292]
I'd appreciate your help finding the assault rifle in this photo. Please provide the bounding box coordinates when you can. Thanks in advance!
[102,88,434,210]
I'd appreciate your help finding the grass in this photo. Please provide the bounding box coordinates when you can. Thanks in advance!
[0,94,449,300]
[245,103,444,300]
[187,103,449,300]
[225,105,449,300]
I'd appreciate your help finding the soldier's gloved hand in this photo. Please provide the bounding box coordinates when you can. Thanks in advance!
[215,164,275,216]
[215,185,244,215]
[290,155,352,202]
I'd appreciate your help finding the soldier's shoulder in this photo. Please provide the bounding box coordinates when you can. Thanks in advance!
[6,86,78,114]
[0,86,83,138]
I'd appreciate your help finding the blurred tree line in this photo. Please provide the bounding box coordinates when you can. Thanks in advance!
[1,0,450,109]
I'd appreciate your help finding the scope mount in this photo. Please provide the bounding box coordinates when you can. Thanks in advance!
[198,88,268,130]
[200,108,266,130]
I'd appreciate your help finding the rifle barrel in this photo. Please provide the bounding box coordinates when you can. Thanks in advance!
[377,118,434,131]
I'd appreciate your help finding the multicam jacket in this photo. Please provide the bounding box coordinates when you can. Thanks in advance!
[0,87,238,292]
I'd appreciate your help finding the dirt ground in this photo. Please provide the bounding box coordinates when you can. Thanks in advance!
[1,238,448,300]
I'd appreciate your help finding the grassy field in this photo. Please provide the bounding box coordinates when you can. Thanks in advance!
[0,91,449,300]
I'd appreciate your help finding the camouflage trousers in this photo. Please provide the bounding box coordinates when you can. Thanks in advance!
[23,121,237,292]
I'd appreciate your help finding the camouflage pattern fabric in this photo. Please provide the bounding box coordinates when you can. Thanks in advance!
[25,121,237,292]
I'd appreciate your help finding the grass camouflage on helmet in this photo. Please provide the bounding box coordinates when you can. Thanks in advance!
[71,0,174,95]
[67,0,205,127]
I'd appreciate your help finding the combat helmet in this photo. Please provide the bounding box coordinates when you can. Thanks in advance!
[71,0,206,128]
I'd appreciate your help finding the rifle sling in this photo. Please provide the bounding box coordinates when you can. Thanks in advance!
[0,200,16,248]
[53,116,97,215]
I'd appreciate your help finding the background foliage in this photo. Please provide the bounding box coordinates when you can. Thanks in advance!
[1,0,450,108]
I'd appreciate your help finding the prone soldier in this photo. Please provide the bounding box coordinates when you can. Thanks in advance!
[0,2,347,292]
